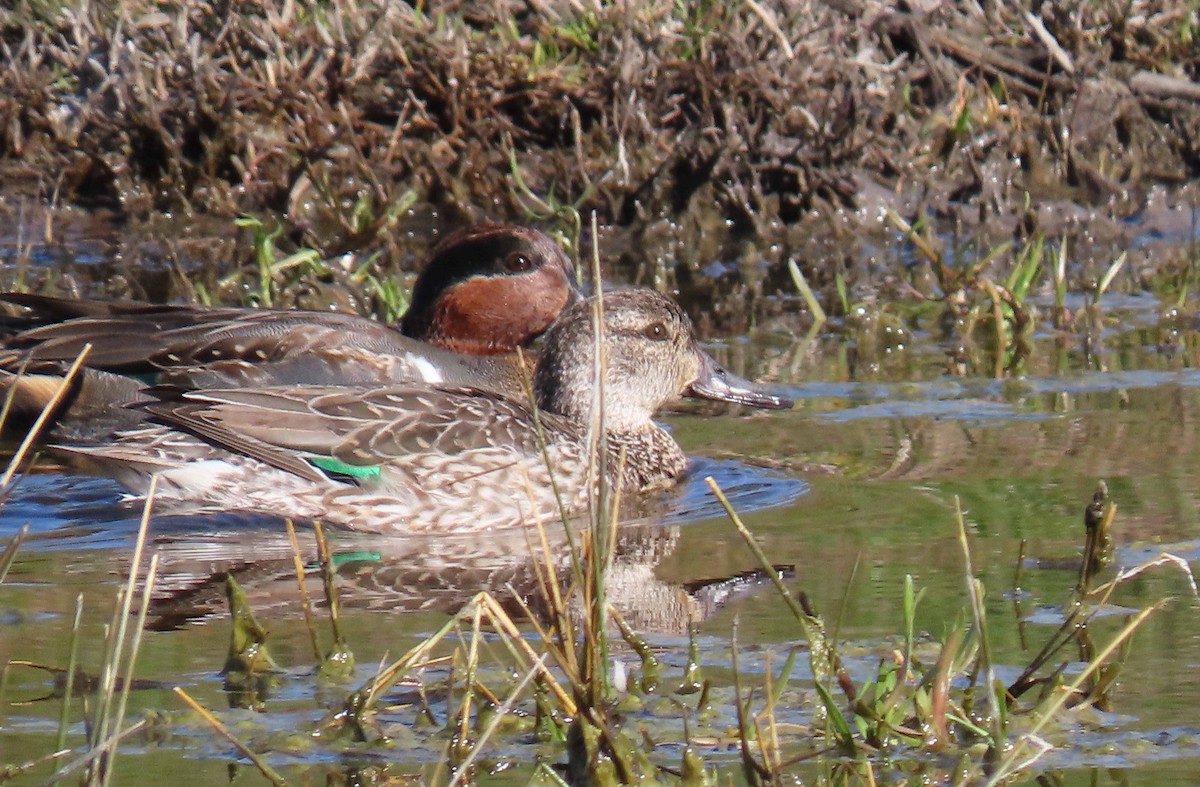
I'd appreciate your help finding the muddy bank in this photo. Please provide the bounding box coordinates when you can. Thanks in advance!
[1,1,1198,330]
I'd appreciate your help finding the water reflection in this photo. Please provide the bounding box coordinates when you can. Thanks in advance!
[0,457,809,633]
[137,522,789,633]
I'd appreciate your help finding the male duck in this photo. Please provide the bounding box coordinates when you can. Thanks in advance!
[59,290,793,534]
[1,223,580,388]
[0,224,580,438]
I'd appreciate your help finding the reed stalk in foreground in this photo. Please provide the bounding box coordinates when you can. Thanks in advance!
[26,484,161,787]
[706,475,1188,784]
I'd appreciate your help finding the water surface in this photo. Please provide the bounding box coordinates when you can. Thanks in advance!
[2,233,1200,783]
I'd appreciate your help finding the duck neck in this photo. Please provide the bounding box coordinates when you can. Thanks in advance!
[604,423,687,491]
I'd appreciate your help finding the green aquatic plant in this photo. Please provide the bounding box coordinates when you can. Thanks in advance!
[1052,235,1070,329]
[703,476,1187,783]
[674,0,721,61]
[507,148,603,267]
[353,260,411,325]
[233,215,323,308]
[221,576,283,711]
[887,210,1052,377]
[229,191,417,323]
[787,258,827,328]
[1093,252,1127,309]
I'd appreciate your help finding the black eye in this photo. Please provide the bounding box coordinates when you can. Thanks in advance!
[504,252,533,272]
[643,321,669,341]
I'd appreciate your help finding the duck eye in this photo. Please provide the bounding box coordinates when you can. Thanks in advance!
[504,252,533,272]
[643,321,669,341]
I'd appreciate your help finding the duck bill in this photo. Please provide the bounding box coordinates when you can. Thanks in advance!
[565,279,586,306]
[685,352,793,410]
[565,267,591,304]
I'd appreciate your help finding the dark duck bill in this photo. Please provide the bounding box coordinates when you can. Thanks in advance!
[685,351,793,410]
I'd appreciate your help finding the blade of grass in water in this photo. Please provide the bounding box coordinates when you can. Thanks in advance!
[789,258,827,326]
[0,344,92,491]
[93,479,156,738]
[706,476,840,690]
[988,605,1156,785]
[955,496,1004,748]
[173,687,287,787]
[284,518,323,663]
[102,553,159,787]
[0,524,28,584]
[55,594,84,754]
[448,654,548,787]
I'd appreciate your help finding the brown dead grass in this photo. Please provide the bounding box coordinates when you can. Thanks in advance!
[0,0,1197,329]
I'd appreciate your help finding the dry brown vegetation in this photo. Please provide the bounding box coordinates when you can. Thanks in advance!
[0,1,1198,331]
[3,2,1197,219]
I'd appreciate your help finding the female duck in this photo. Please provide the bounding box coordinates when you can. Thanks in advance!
[60,290,792,534]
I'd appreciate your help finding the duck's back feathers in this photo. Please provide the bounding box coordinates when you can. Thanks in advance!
[62,383,589,533]
[135,384,578,486]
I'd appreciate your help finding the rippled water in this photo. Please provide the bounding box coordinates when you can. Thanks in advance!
[3,227,1200,782]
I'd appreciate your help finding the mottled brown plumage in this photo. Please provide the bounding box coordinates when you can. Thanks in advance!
[60,290,792,534]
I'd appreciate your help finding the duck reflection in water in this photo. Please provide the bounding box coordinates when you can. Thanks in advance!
[137,497,797,636]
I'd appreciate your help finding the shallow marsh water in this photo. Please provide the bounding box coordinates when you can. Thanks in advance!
[2,229,1200,784]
